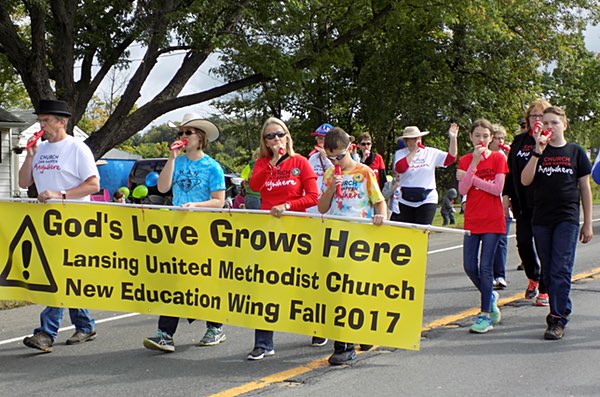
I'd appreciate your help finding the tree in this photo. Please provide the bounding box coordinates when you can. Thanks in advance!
[0,0,392,159]
[0,53,30,109]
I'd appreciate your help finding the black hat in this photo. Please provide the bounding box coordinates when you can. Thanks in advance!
[34,99,72,117]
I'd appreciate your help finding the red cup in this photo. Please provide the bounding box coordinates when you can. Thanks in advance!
[26,130,45,149]
[334,165,342,196]
[170,139,188,150]
[541,130,553,140]
[478,142,487,160]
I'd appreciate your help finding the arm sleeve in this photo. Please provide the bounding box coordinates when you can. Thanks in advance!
[443,153,456,167]
[458,167,475,196]
[289,159,318,211]
[395,157,409,173]
[248,158,270,192]
[472,173,506,196]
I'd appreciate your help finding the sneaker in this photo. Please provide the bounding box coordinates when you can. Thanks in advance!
[544,317,565,340]
[143,331,175,352]
[490,291,501,325]
[23,331,53,353]
[494,277,508,290]
[535,293,549,307]
[311,337,328,347]
[359,344,373,351]
[66,329,97,345]
[525,279,539,300]
[197,326,226,346]
[328,348,357,365]
[469,314,493,334]
[247,347,275,360]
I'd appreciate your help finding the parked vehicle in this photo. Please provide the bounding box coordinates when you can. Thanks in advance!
[127,158,242,206]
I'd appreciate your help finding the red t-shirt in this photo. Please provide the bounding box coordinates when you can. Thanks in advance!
[249,155,318,211]
[458,152,508,234]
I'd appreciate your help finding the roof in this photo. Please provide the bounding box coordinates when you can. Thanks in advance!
[101,148,142,160]
[0,107,26,126]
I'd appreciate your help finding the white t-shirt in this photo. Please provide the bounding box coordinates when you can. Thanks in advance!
[306,151,333,213]
[32,135,99,201]
[393,147,448,207]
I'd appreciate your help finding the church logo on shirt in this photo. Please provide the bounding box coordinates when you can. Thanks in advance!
[292,168,300,176]
[353,173,364,182]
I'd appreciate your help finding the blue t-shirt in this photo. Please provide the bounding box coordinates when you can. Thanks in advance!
[172,154,225,206]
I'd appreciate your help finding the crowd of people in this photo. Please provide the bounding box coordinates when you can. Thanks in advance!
[18,98,596,364]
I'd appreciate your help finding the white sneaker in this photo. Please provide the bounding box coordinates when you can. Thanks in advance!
[494,277,507,289]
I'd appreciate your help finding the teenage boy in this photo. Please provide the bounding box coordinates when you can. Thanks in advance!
[521,106,593,340]
[318,127,386,365]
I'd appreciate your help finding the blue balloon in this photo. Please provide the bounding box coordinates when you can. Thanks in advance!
[145,172,159,187]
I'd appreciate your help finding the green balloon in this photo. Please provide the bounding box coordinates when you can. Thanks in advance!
[132,185,148,199]
[118,186,130,199]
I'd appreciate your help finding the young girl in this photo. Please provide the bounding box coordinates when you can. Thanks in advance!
[521,106,593,340]
[457,119,508,333]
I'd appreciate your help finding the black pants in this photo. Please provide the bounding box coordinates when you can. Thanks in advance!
[158,316,222,336]
[515,207,547,293]
[398,203,437,225]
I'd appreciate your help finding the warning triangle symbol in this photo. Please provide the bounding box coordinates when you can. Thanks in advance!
[0,215,58,292]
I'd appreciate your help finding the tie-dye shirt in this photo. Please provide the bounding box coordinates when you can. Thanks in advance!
[172,154,225,206]
[322,162,385,218]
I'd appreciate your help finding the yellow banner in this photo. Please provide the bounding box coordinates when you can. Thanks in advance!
[0,202,428,350]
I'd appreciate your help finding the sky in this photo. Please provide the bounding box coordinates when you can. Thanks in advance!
[102,23,600,133]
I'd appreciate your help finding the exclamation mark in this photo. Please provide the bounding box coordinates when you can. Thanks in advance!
[22,240,32,280]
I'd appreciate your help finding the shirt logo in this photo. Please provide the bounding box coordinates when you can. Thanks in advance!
[292,168,300,176]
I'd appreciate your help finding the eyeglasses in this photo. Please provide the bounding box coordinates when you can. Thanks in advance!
[360,142,372,146]
[178,130,196,136]
[494,136,506,140]
[529,114,543,119]
[264,131,286,140]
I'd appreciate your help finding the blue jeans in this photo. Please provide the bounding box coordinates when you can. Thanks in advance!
[532,222,579,325]
[35,306,95,341]
[493,217,512,279]
[463,233,502,313]
[254,329,274,350]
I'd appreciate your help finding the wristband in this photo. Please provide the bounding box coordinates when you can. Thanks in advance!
[531,151,541,158]
[284,202,291,210]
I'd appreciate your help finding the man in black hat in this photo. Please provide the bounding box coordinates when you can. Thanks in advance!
[18,99,100,353]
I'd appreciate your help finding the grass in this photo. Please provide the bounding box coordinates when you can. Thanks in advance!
[431,206,465,229]
[0,300,30,310]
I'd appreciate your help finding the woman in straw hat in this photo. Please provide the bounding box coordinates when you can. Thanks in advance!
[393,123,458,224]
[143,113,227,353]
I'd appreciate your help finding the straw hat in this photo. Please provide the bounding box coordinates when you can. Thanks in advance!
[397,126,429,140]
[178,113,220,142]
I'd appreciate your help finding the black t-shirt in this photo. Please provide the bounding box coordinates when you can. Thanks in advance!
[532,142,591,226]
[505,132,537,211]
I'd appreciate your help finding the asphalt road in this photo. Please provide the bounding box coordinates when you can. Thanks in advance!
[1,213,600,397]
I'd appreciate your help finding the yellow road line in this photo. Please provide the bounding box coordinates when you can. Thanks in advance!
[210,266,600,397]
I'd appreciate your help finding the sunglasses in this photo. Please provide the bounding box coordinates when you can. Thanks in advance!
[360,142,372,146]
[327,145,350,161]
[264,131,286,140]
[178,130,196,136]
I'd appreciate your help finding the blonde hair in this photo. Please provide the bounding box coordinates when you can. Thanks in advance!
[259,117,296,158]
[524,99,552,131]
